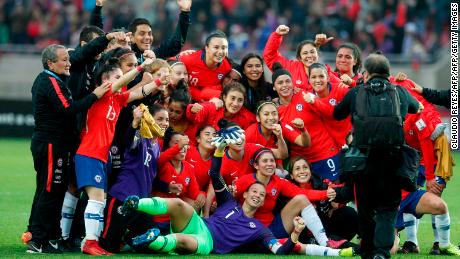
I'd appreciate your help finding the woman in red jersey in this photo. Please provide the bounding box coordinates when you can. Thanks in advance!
[329,43,363,87]
[288,157,359,242]
[179,31,232,102]
[302,63,352,150]
[234,148,346,249]
[264,25,340,91]
[153,128,206,233]
[271,62,341,182]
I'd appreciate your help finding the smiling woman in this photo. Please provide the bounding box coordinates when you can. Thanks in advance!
[179,31,232,102]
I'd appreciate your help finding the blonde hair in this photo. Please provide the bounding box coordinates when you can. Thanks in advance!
[146,59,171,74]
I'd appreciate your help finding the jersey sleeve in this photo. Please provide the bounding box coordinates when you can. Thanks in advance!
[263,32,294,71]
[186,101,217,124]
[281,123,301,144]
[157,145,181,167]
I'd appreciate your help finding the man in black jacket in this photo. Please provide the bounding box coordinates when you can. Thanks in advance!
[27,45,107,254]
[333,53,421,259]
[411,81,451,109]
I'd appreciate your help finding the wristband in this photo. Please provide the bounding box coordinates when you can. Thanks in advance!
[155,78,162,86]
[214,151,224,157]
[136,65,144,72]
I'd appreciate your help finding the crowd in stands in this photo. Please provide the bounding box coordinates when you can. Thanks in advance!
[0,0,452,59]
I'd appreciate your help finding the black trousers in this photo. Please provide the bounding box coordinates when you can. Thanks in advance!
[29,140,72,243]
[355,149,402,259]
[99,194,157,253]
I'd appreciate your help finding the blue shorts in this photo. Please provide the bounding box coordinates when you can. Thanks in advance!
[417,166,446,187]
[395,190,426,230]
[311,154,340,181]
[75,154,108,190]
[268,213,289,238]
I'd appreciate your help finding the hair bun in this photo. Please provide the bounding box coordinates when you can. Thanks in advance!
[217,118,229,129]
[272,62,283,71]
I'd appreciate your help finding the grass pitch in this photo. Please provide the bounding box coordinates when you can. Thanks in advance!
[0,138,459,258]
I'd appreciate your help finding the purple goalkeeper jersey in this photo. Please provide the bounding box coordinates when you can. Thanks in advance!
[109,128,160,201]
[203,198,278,254]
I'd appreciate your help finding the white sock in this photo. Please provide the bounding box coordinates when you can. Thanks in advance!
[434,213,451,247]
[60,192,78,240]
[301,204,328,246]
[97,199,106,237]
[403,213,418,245]
[432,215,440,243]
[84,200,104,240]
[305,244,340,256]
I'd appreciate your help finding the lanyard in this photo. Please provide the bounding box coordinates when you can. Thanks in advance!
[44,70,63,83]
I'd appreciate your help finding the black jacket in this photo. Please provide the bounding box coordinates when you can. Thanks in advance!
[31,72,97,146]
[422,88,451,109]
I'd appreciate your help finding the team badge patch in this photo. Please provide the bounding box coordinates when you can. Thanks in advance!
[329,98,337,106]
[271,188,277,196]
[296,104,303,111]
[57,158,63,167]
[185,177,190,185]
[94,175,102,183]
[218,73,224,80]
[249,222,256,228]
[111,146,118,154]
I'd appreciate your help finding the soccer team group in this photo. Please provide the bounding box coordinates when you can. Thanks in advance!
[24,0,458,257]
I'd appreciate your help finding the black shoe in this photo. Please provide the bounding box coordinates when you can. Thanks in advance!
[26,240,63,254]
[398,241,420,254]
[430,242,440,255]
[61,237,82,252]
[372,254,386,259]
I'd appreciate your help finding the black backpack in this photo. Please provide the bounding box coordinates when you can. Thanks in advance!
[353,80,404,149]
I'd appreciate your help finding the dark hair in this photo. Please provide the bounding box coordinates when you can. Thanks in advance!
[169,80,191,111]
[195,124,216,139]
[250,147,275,167]
[95,57,121,85]
[307,62,328,77]
[217,118,240,130]
[128,18,151,34]
[364,52,390,78]
[246,181,265,192]
[336,43,362,75]
[240,53,266,85]
[295,40,317,60]
[163,127,182,151]
[149,103,167,116]
[221,81,247,101]
[287,156,310,174]
[79,26,104,43]
[205,30,227,46]
[271,62,291,83]
[255,100,277,116]
[103,47,135,64]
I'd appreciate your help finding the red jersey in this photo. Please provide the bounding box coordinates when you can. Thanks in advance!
[184,101,219,145]
[190,101,256,130]
[263,33,341,91]
[220,143,264,185]
[179,50,232,102]
[308,82,352,149]
[390,78,442,180]
[235,173,327,226]
[185,146,211,192]
[326,64,363,88]
[153,145,204,222]
[77,88,129,162]
[278,91,338,162]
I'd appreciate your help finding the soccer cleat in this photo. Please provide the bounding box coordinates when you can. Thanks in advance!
[327,239,348,249]
[339,247,358,257]
[26,240,63,254]
[21,231,32,244]
[61,237,82,252]
[430,242,440,255]
[82,239,114,256]
[398,241,420,254]
[440,244,460,256]
[132,228,160,249]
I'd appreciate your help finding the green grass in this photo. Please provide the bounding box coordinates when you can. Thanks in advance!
[0,138,458,258]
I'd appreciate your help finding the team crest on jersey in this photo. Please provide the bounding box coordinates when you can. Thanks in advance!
[56,158,62,167]
[271,188,277,196]
[94,175,102,183]
[249,222,256,228]
[329,98,337,106]
[185,177,190,185]
[296,104,303,111]
[218,73,224,80]
[111,146,118,154]
[296,80,302,85]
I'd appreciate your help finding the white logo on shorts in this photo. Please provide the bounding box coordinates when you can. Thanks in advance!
[95,175,102,183]
[249,222,256,228]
